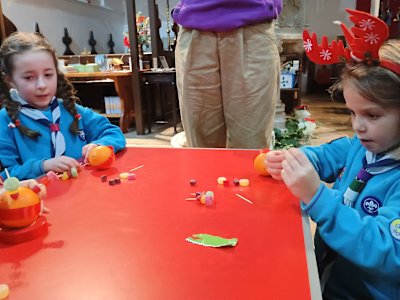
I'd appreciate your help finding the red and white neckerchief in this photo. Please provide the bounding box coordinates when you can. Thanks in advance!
[10,89,66,157]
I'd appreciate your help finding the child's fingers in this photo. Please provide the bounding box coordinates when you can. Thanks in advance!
[286,148,311,167]
[266,150,284,163]
[266,161,284,169]
[59,156,80,169]
[270,173,283,181]
[19,179,36,188]
[269,169,283,181]
[282,150,297,173]
[82,144,98,163]
[282,148,309,173]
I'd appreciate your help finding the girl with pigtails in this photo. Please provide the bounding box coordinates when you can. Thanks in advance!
[0,32,125,180]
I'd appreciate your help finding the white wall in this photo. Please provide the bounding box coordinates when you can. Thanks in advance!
[308,0,356,40]
[2,0,358,55]
[2,0,126,55]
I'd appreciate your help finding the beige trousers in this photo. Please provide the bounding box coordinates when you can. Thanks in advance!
[175,21,280,149]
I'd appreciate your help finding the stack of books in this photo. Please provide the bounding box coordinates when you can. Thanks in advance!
[104,96,122,115]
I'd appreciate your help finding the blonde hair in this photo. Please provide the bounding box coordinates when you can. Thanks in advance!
[331,39,400,108]
[0,32,80,138]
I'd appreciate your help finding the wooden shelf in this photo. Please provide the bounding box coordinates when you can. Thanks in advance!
[100,113,121,118]
[281,88,299,91]
[65,71,134,133]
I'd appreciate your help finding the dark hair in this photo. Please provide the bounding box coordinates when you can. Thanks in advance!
[330,40,400,108]
[0,32,81,138]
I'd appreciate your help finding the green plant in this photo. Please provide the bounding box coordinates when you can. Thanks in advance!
[273,118,304,149]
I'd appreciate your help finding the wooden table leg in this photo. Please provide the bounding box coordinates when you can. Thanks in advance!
[113,76,134,133]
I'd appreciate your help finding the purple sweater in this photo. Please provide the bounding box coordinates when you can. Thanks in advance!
[172,0,282,32]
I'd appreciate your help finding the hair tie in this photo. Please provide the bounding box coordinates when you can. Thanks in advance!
[75,114,81,120]
[8,119,20,128]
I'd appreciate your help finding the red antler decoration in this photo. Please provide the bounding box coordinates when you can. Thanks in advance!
[303,31,349,64]
[303,8,388,65]
[340,9,388,61]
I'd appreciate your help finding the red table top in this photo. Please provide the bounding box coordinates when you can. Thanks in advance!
[0,148,316,299]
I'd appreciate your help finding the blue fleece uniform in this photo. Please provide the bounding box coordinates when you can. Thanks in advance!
[302,136,400,299]
[0,101,126,180]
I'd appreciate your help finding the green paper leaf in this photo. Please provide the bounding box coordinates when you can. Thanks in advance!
[186,234,238,248]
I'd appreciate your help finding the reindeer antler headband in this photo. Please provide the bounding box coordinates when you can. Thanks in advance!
[303,8,400,76]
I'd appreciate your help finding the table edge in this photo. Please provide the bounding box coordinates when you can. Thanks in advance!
[302,211,322,300]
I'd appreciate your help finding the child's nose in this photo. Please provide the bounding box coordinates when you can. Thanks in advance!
[36,76,46,89]
[352,117,366,132]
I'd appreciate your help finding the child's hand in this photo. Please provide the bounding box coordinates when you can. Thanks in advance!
[21,179,49,213]
[21,179,47,200]
[281,148,321,204]
[265,150,285,180]
[43,156,81,173]
[82,143,99,163]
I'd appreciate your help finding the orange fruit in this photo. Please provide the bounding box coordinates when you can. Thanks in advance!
[253,150,270,176]
[88,145,115,169]
[0,187,41,228]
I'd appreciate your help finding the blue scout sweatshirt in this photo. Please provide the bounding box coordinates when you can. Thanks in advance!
[0,101,126,180]
[302,136,400,299]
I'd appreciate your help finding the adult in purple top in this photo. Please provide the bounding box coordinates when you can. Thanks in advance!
[173,0,282,149]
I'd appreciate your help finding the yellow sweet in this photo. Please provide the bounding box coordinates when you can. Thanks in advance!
[0,284,9,300]
[61,172,69,181]
[119,172,129,179]
[239,179,250,187]
[217,176,227,185]
[200,193,206,204]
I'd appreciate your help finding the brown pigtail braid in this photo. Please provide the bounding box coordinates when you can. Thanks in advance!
[4,99,41,138]
[0,71,9,107]
[56,71,81,135]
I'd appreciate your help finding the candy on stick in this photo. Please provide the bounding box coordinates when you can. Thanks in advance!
[3,171,20,200]
[185,191,214,207]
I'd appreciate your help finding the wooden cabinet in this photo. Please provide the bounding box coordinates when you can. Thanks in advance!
[65,71,135,133]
